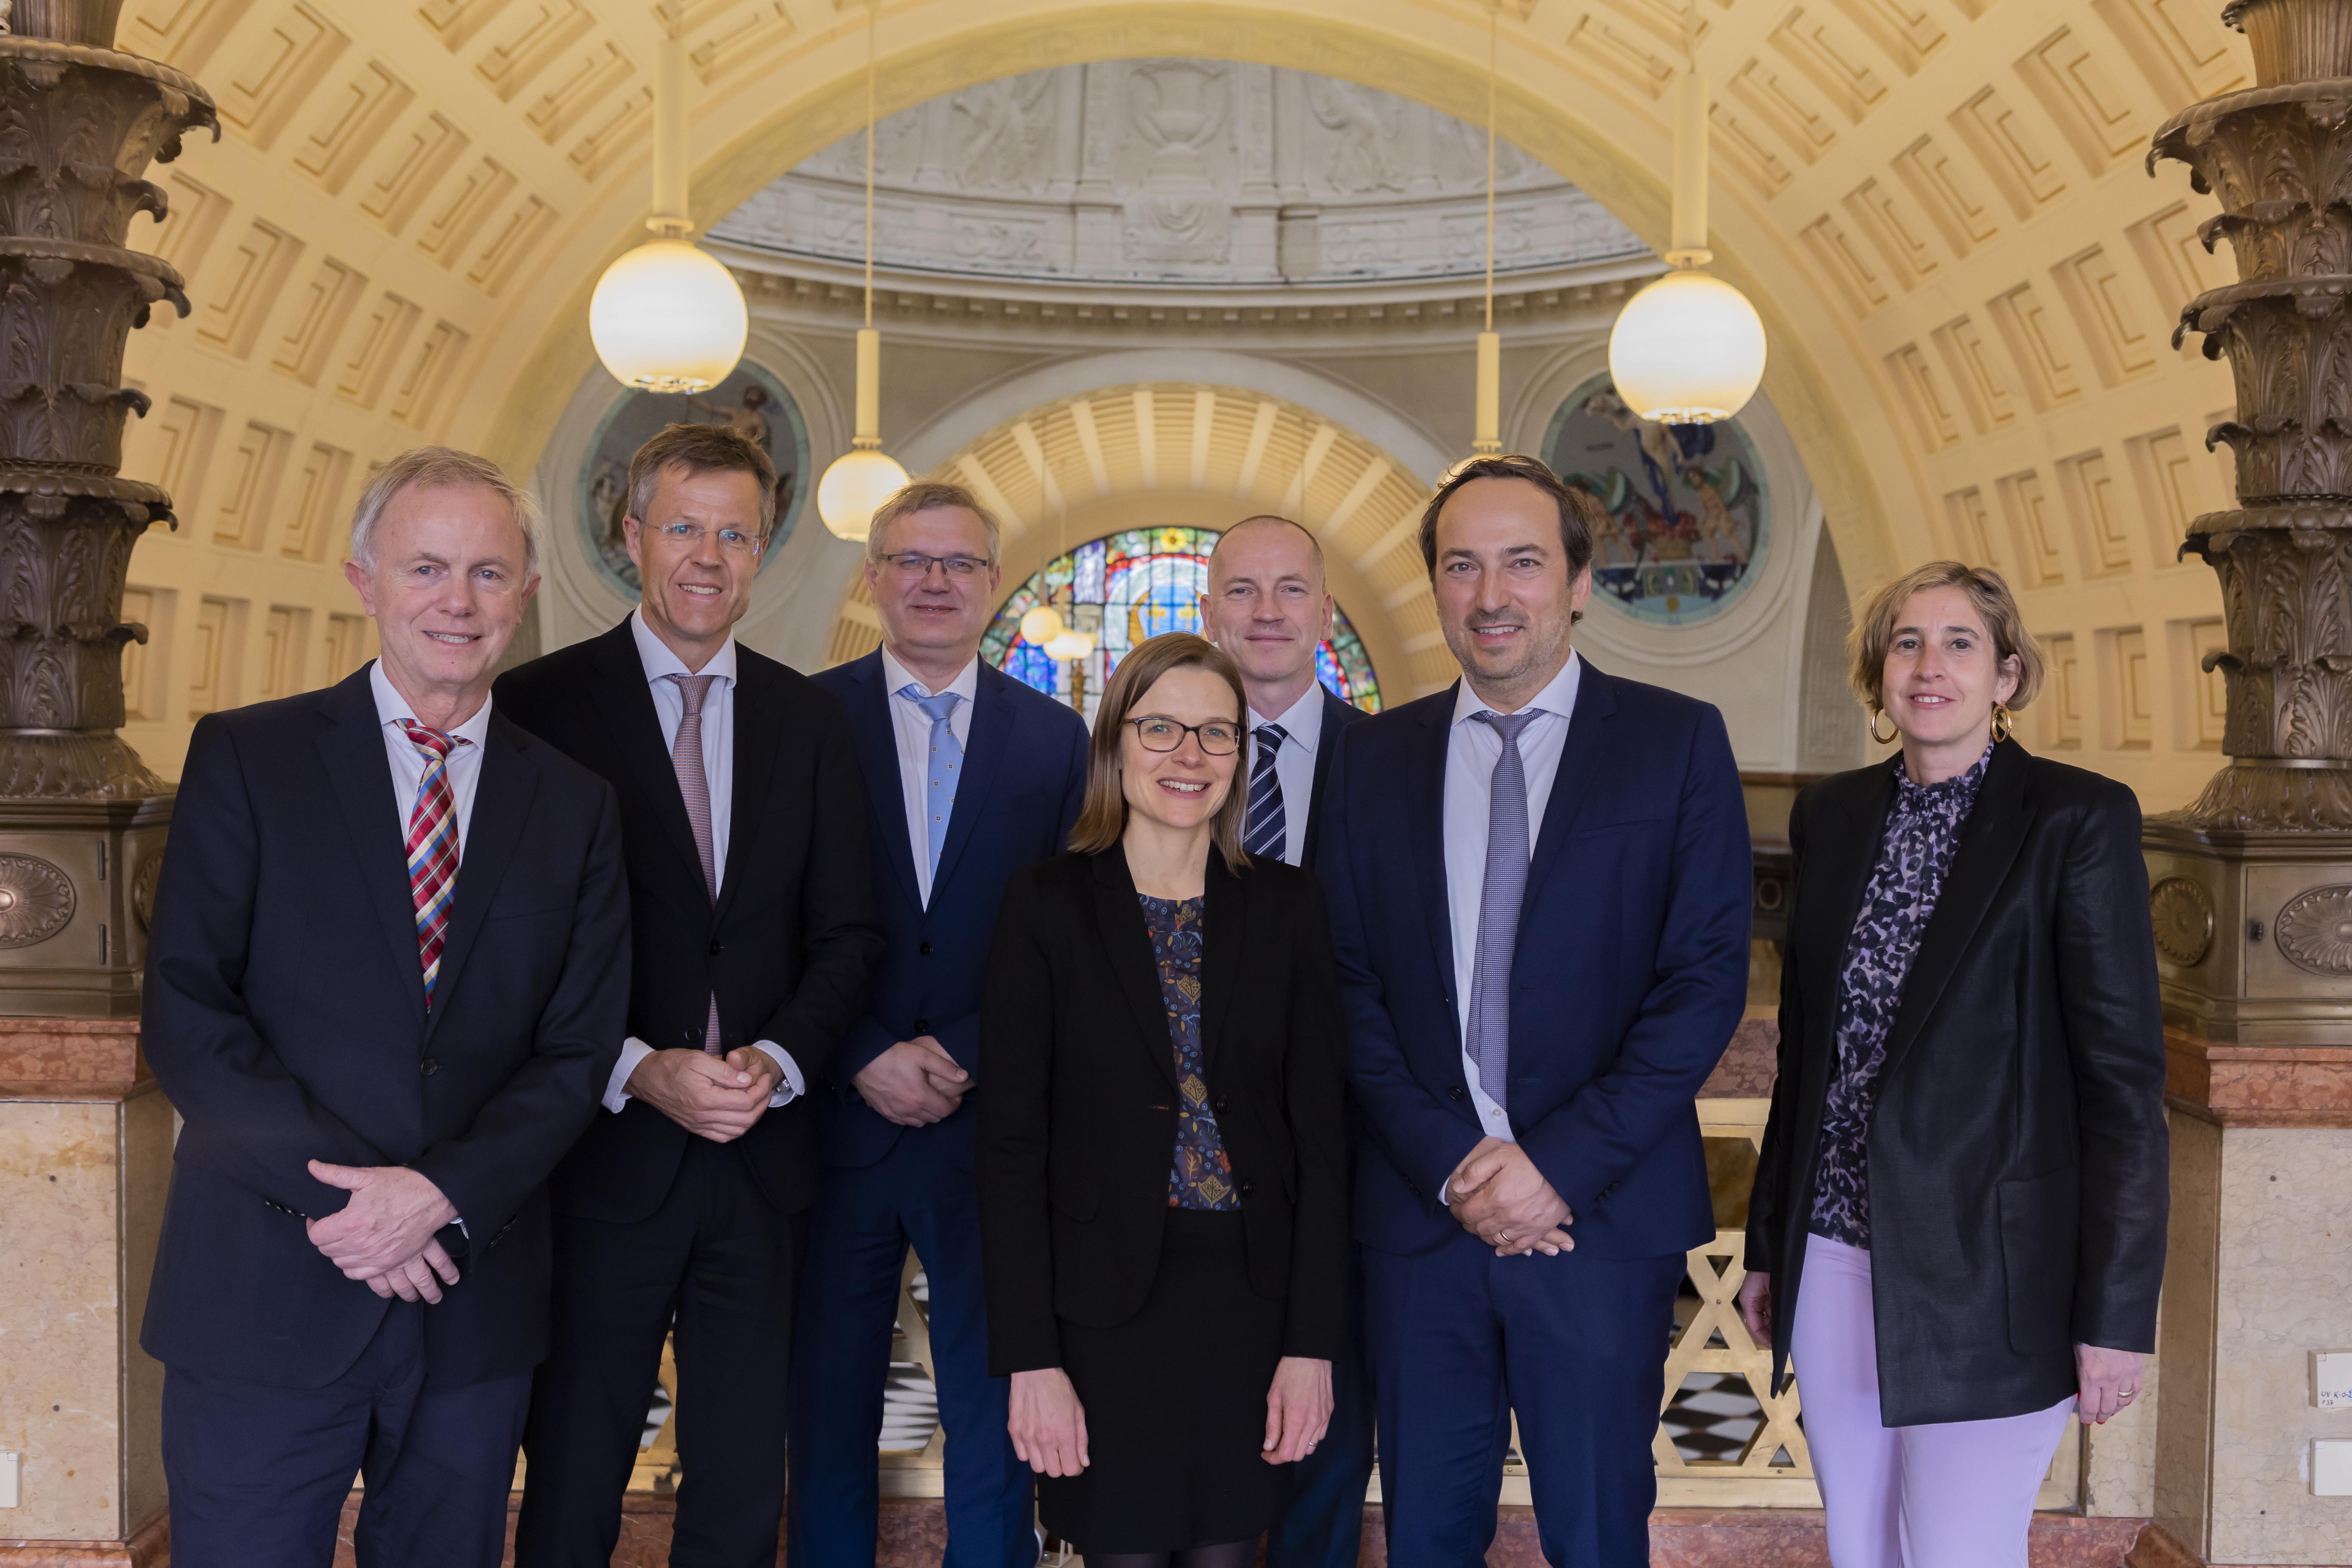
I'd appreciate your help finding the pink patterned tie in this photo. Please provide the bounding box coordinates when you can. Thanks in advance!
[397,720,466,1008]
[669,674,723,1053]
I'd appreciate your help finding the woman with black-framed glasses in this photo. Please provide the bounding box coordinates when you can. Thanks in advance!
[977,632,1349,1568]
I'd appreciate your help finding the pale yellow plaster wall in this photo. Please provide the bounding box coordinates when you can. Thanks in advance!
[108,0,2247,808]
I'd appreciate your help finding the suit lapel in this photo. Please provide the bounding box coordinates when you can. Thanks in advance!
[1090,848,1183,1095]
[716,658,784,923]
[1408,689,1458,1040]
[931,664,1014,899]
[1874,740,2036,1087]
[1200,851,1243,1075]
[1522,662,1620,898]
[839,652,921,908]
[312,665,427,1020]
[1300,687,1357,868]
[586,622,706,887]
[423,714,539,1033]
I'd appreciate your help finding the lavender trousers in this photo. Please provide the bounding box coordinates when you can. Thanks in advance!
[1788,1233,2074,1568]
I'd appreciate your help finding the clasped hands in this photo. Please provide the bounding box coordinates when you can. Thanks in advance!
[303,1160,460,1304]
[852,1035,970,1127]
[628,1045,787,1142]
[1447,1136,1574,1257]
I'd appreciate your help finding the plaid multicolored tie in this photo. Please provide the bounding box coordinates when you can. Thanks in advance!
[397,719,466,1007]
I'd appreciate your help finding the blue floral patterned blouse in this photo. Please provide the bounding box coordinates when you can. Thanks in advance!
[1140,893,1239,1211]
[1809,744,1991,1250]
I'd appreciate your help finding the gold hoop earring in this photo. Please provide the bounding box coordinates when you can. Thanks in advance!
[1991,702,2013,744]
[1868,710,1897,745]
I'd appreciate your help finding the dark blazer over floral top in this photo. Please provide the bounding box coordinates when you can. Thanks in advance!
[1744,738,2168,1427]
[976,845,1350,1378]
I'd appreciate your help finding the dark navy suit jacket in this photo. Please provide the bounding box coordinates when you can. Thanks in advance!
[1295,686,1366,872]
[1317,661,1752,1259]
[811,652,1089,1170]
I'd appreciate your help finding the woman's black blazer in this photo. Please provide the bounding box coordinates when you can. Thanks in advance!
[976,845,1350,1378]
[1744,738,2168,1426]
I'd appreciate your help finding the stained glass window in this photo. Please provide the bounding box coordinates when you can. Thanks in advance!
[981,526,1383,723]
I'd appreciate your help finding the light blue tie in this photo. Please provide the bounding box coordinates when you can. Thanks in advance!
[903,686,964,884]
[1468,709,1540,1115]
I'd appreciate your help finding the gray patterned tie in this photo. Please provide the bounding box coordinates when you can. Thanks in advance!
[668,673,723,1053]
[1468,709,1540,1114]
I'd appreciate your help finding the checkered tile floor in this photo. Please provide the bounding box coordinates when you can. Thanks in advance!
[646,1273,1780,1464]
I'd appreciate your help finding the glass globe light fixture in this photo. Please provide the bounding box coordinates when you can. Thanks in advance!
[1044,627,1096,662]
[1020,605,1066,644]
[590,238,747,394]
[1608,268,1767,424]
[588,37,746,395]
[1604,55,1768,426]
[815,6,909,542]
[815,433,908,543]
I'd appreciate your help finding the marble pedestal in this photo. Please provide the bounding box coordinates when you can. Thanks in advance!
[0,1020,169,1567]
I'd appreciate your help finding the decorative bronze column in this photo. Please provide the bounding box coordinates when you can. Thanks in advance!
[0,0,213,1014]
[2137,10,2352,1562]
[2147,0,2352,1037]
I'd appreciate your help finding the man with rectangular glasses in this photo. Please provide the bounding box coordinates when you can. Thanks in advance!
[794,480,1090,1568]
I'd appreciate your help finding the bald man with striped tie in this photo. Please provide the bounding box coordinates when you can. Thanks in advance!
[142,448,631,1568]
[1197,515,1370,1568]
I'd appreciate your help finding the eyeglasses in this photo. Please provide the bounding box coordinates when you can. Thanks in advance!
[879,551,989,579]
[648,521,764,557]
[1127,717,1242,756]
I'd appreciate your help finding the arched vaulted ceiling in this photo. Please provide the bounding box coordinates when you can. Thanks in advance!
[116,0,2249,802]
[828,381,1446,693]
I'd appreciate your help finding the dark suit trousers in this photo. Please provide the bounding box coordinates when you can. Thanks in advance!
[162,1302,530,1568]
[1364,1232,1683,1568]
[787,1121,1034,1568]
[517,1137,810,1568]
[1265,1246,1375,1568]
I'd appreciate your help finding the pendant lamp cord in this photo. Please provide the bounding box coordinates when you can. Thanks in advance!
[1483,0,1497,335]
[863,0,878,331]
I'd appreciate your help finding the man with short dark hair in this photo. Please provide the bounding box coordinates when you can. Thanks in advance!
[1319,454,1751,1567]
[792,480,1087,1568]
[1196,513,1370,1568]
[143,447,631,1568]
[502,421,885,1568]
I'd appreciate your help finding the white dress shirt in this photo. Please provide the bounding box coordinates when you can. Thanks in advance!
[1246,680,1327,869]
[602,609,802,1115]
[1441,651,1582,1145]
[370,659,494,851]
[880,646,979,908]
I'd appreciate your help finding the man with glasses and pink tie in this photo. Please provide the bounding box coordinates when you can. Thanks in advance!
[498,422,885,1568]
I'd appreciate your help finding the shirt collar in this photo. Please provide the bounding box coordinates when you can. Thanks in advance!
[1452,649,1582,730]
[631,606,737,688]
[881,646,980,704]
[370,658,494,748]
[1893,741,1994,806]
[1248,681,1327,750]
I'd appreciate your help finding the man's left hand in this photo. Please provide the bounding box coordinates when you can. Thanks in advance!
[305,1161,459,1283]
[1447,1141,1572,1255]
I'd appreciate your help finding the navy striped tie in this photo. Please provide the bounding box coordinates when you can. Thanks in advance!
[1243,722,1289,861]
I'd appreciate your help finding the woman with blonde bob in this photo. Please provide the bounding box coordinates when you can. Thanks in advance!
[976,633,1348,1567]
[1738,562,2167,1568]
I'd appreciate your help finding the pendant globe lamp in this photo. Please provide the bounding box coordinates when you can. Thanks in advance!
[588,37,747,393]
[816,0,911,542]
[1471,3,1503,456]
[1606,23,1766,425]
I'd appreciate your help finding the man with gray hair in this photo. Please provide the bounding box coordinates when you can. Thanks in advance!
[141,446,631,1568]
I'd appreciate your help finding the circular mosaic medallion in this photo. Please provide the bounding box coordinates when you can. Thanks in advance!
[0,852,75,947]
[2274,883,2352,975]
[2148,876,2215,968]
[1540,372,1770,627]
